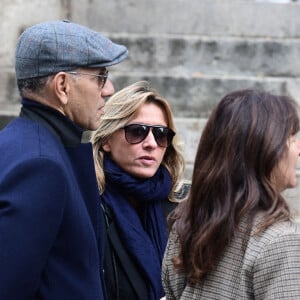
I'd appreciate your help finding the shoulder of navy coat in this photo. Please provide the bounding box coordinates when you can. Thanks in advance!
[0,117,105,300]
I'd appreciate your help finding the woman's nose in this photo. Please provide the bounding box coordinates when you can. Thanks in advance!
[142,130,158,148]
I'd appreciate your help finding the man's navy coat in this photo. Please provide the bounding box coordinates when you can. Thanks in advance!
[0,115,104,299]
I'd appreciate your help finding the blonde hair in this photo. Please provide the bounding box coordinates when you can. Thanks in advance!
[91,81,185,199]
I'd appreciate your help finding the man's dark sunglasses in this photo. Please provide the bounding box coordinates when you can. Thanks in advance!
[122,123,175,148]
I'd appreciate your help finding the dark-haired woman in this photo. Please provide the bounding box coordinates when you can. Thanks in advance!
[162,90,300,299]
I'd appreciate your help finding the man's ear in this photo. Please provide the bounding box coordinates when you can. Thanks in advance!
[53,72,71,105]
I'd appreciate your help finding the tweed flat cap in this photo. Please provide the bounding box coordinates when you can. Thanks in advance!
[15,20,128,79]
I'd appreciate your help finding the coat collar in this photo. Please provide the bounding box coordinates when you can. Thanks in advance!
[20,98,83,146]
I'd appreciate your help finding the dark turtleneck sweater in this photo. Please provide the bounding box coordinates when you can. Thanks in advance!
[20,98,83,146]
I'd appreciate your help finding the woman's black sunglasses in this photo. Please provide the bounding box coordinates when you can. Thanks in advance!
[122,123,175,147]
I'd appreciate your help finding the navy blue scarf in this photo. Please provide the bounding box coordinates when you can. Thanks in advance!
[101,156,172,300]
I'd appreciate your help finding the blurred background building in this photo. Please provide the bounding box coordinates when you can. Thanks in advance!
[1,0,300,216]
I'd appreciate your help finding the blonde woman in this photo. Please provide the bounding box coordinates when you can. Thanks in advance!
[91,81,186,300]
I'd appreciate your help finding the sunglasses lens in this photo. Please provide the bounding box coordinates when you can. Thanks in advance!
[124,124,149,144]
[152,127,174,147]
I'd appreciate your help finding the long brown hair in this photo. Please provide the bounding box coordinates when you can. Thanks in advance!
[171,89,300,284]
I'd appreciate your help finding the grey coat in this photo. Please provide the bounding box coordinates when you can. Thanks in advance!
[162,214,300,299]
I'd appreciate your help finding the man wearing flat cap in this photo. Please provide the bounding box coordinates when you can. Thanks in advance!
[0,20,128,299]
